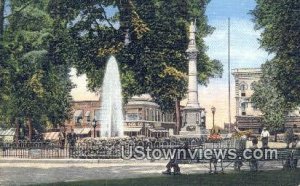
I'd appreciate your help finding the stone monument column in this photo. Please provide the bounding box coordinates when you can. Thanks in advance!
[180,22,206,137]
[186,22,200,109]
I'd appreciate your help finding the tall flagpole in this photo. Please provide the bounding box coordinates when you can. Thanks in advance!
[228,17,231,133]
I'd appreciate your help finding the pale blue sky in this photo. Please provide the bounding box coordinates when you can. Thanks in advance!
[205,0,269,81]
[199,0,271,126]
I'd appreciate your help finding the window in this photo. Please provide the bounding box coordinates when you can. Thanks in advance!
[74,110,83,125]
[126,113,139,121]
[85,111,91,122]
[242,112,246,116]
[240,84,246,91]
[240,82,248,91]
[94,109,100,121]
[241,92,246,97]
[241,102,248,112]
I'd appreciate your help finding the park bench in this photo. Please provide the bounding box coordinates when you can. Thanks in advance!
[175,148,242,173]
[174,147,300,173]
[241,148,300,171]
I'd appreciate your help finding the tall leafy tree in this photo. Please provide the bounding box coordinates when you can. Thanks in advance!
[2,0,73,140]
[252,0,300,105]
[251,0,300,136]
[251,59,296,140]
[65,0,222,133]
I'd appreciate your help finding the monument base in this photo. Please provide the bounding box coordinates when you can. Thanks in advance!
[180,107,205,136]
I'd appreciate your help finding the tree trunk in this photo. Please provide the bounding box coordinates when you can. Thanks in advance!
[175,98,181,135]
[15,118,19,142]
[274,132,278,142]
[27,117,33,142]
[0,0,4,40]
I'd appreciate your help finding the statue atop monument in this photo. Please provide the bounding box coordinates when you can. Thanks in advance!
[187,21,198,53]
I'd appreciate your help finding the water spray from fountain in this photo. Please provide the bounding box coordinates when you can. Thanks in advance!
[100,56,124,137]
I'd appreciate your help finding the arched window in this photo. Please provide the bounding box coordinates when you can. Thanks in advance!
[240,82,248,91]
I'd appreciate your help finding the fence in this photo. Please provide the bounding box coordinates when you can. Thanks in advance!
[0,137,243,159]
[0,141,69,159]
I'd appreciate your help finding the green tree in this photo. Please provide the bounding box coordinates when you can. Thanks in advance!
[65,0,222,133]
[252,0,300,105]
[2,0,73,141]
[251,0,300,138]
[251,60,296,141]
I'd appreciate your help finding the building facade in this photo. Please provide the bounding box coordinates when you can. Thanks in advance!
[124,94,175,138]
[64,100,100,137]
[65,94,176,138]
[232,68,300,133]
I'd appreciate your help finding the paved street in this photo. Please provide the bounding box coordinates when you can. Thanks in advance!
[0,159,285,186]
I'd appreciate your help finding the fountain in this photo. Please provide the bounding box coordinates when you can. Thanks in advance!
[99,56,124,137]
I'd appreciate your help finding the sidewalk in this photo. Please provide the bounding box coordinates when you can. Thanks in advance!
[0,159,207,186]
[0,158,284,186]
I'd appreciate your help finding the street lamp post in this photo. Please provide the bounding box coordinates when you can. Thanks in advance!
[211,106,216,134]
[92,119,97,138]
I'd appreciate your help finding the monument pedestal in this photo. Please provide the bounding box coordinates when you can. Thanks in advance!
[180,108,201,136]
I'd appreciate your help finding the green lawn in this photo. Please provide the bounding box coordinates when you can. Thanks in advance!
[40,169,300,186]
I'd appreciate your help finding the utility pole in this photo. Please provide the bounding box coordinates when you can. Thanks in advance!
[228,17,231,133]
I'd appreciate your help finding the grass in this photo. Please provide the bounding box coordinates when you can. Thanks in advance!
[39,169,300,186]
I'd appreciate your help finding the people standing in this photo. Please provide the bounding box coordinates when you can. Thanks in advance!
[285,126,294,148]
[261,127,270,148]
[67,128,78,157]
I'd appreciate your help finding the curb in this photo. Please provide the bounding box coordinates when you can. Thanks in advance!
[0,158,167,164]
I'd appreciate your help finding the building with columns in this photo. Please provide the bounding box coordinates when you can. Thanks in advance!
[232,68,300,133]
[64,94,176,138]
